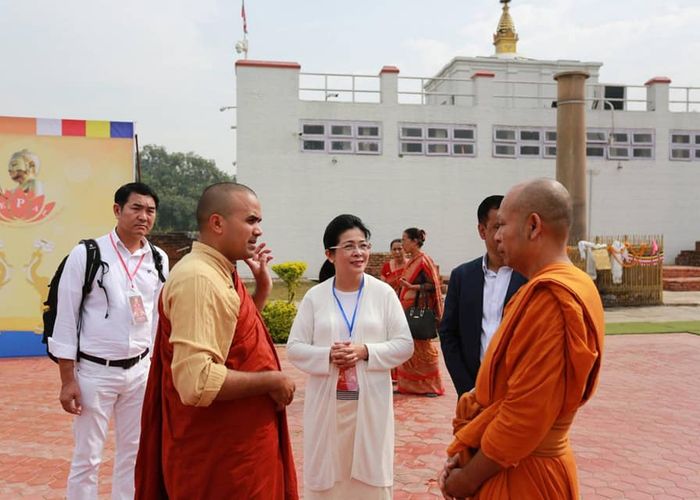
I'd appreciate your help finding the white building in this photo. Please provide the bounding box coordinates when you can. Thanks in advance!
[235,1,699,277]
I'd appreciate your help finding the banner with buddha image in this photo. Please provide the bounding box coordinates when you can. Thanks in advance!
[0,116,134,357]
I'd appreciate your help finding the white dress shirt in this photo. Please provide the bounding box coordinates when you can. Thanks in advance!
[481,254,513,361]
[49,229,169,360]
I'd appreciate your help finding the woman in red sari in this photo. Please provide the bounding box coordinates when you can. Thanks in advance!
[381,238,407,382]
[380,239,406,294]
[396,228,445,396]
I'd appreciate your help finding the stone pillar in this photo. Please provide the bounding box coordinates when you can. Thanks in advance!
[645,76,671,112]
[379,66,400,105]
[554,70,589,243]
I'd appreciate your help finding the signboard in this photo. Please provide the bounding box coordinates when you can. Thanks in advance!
[0,116,134,357]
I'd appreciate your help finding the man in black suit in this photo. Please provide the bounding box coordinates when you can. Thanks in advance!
[439,195,527,397]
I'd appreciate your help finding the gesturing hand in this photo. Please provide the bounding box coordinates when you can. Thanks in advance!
[244,243,274,310]
[244,242,273,285]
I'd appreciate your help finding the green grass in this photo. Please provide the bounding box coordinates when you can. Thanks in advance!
[605,321,700,336]
[244,280,700,336]
[244,279,316,303]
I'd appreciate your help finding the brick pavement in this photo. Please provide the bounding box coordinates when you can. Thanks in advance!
[1,334,699,499]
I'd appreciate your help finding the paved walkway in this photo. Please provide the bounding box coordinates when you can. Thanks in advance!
[605,291,700,323]
[1,332,699,499]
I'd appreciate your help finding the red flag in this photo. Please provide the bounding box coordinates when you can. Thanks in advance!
[241,0,248,34]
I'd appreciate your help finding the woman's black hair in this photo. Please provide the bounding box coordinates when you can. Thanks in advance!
[389,238,402,249]
[403,227,426,248]
[318,259,336,282]
[323,214,371,250]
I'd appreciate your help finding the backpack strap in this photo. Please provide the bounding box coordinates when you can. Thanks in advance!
[147,241,166,283]
[76,239,109,359]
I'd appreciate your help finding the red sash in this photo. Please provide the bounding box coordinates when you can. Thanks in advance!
[135,273,298,499]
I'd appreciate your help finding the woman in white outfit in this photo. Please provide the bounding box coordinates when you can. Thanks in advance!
[287,214,414,499]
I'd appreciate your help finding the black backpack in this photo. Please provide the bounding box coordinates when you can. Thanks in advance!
[41,238,166,362]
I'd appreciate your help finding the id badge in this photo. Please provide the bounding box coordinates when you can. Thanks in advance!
[336,366,359,392]
[127,290,148,325]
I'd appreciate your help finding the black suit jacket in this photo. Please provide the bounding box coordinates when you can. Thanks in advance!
[438,256,527,397]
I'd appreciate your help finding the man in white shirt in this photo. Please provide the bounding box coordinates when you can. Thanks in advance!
[439,195,527,397]
[49,182,169,500]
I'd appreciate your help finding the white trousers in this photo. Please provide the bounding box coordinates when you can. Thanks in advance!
[66,357,149,500]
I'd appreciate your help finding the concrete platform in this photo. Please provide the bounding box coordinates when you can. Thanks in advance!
[605,291,700,324]
[663,267,700,292]
[1,333,699,499]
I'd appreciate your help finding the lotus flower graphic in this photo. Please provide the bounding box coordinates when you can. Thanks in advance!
[0,189,56,224]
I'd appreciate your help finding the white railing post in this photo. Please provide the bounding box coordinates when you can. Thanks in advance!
[471,71,495,107]
[645,76,671,112]
[379,66,400,105]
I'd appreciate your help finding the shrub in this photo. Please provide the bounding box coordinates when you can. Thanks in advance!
[262,300,298,343]
[271,261,307,303]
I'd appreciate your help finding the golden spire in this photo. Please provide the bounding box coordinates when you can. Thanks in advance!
[493,0,519,55]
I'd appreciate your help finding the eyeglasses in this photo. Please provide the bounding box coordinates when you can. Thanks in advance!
[329,242,372,253]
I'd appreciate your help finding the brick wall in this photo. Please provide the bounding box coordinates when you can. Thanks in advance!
[150,232,197,267]
[675,241,700,266]
[367,252,390,278]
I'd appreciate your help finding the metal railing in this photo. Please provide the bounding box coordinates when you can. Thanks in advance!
[299,72,380,103]
[589,83,649,112]
[490,79,556,109]
[669,86,700,112]
[297,72,700,112]
[397,76,474,105]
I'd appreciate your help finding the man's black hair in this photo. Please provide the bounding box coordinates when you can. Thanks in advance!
[114,182,160,209]
[477,195,504,224]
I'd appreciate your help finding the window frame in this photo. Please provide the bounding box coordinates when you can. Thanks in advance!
[329,139,354,154]
[585,128,655,162]
[586,129,608,144]
[299,120,382,155]
[493,127,517,143]
[670,130,700,162]
[426,142,450,156]
[356,140,382,155]
[398,123,477,158]
[493,143,517,158]
[543,128,557,158]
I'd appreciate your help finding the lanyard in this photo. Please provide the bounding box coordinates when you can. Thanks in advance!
[109,232,146,289]
[332,276,364,339]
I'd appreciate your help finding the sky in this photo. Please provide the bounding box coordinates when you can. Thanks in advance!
[2,0,699,175]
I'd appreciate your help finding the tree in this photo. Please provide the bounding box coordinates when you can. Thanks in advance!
[140,145,234,231]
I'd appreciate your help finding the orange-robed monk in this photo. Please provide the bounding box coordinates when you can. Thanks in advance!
[439,178,604,499]
[135,182,298,500]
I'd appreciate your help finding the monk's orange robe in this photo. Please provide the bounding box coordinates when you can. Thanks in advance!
[135,273,298,500]
[446,262,604,499]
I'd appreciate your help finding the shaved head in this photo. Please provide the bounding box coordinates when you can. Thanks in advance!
[196,182,257,231]
[508,178,572,241]
[496,178,573,276]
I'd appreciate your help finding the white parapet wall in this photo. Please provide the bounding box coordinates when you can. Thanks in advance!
[236,59,700,277]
